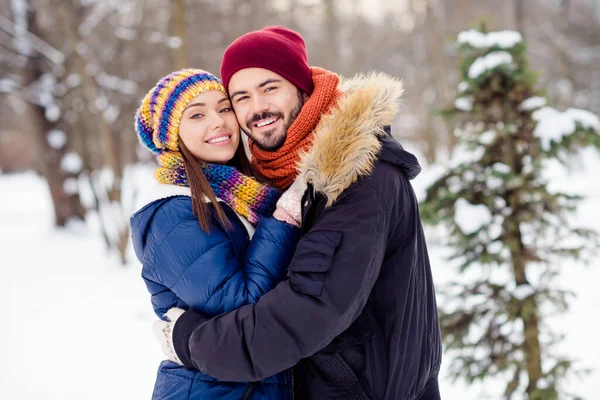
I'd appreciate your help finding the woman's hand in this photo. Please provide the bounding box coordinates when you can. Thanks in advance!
[273,177,306,227]
[152,308,185,365]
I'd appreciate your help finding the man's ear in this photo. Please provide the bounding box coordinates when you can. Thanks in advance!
[303,92,309,102]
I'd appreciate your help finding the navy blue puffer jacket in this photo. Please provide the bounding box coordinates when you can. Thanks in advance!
[130,185,300,400]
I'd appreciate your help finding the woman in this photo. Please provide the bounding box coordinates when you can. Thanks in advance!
[131,69,301,399]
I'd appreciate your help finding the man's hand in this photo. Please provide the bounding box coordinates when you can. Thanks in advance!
[152,307,185,365]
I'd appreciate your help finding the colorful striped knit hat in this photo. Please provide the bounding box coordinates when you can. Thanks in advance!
[135,69,226,155]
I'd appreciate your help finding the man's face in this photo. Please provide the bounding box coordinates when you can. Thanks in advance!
[228,68,307,151]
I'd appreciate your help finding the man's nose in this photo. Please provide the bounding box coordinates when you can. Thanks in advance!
[251,96,270,116]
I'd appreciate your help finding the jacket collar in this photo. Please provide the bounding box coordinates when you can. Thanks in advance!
[297,72,407,206]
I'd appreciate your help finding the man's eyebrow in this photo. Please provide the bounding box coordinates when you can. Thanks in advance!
[230,78,282,99]
[229,90,247,99]
[258,78,282,88]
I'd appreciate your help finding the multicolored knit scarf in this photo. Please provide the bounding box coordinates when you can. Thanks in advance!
[249,67,344,189]
[155,151,281,225]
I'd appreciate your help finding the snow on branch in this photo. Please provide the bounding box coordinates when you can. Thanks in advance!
[468,51,514,79]
[458,29,523,50]
[0,14,64,64]
[533,107,600,151]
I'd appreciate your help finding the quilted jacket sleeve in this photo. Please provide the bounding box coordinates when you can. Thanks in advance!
[142,198,300,318]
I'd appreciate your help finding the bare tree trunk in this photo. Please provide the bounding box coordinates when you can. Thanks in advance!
[515,0,525,37]
[286,0,301,32]
[425,0,454,155]
[559,0,571,81]
[20,4,85,226]
[54,1,130,263]
[411,4,437,163]
[506,136,543,395]
[169,0,187,69]
[323,0,340,71]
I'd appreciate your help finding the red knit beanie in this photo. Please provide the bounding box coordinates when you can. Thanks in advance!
[221,26,314,95]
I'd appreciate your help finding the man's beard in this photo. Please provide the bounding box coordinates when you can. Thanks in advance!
[242,90,305,151]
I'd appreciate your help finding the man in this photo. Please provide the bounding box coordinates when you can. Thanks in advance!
[156,26,442,399]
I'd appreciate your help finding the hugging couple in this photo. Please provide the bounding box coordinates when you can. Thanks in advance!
[132,26,441,400]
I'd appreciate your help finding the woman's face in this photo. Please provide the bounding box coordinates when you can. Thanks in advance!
[178,90,240,163]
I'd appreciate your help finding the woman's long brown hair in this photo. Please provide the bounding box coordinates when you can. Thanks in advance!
[179,136,254,232]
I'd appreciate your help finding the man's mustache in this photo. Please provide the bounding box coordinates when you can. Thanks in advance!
[247,111,284,129]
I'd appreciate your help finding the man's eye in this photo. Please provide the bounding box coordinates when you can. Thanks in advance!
[265,86,277,92]
[236,96,249,102]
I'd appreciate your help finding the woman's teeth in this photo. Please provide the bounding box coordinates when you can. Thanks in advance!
[207,136,230,144]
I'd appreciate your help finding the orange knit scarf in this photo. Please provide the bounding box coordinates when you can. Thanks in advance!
[249,67,343,189]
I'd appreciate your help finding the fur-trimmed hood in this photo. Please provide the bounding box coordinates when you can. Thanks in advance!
[297,72,420,206]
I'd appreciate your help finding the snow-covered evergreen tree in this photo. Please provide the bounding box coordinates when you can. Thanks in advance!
[420,26,600,400]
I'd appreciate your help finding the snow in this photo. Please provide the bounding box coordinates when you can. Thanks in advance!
[519,96,547,111]
[468,51,514,79]
[115,26,137,41]
[45,104,61,122]
[479,130,496,145]
[60,152,83,174]
[1,172,159,400]
[492,162,512,174]
[167,36,183,49]
[533,107,600,151]
[120,80,138,95]
[450,144,485,168]
[565,108,600,131]
[3,149,600,399]
[95,95,109,112]
[63,177,79,195]
[47,129,67,149]
[0,78,19,93]
[10,0,32,56]
[454,96,473,111]
[458,29,523,49]
[66,73,82,88]
[486,175,504,190]
[103,105,120,124]
[487,241,504,254]
[511,283,536,300]
[454,198,493,234]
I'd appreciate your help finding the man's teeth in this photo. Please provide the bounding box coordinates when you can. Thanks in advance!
[208,136,230,144]
[256,118,277,127]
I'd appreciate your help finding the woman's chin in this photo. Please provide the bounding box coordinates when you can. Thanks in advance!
[203,148,237,165]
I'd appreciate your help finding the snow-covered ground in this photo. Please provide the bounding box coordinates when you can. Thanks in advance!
[1,149,599,399]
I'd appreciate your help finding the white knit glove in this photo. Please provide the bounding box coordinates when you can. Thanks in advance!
[152,307,185,366]
[273,177,306,227]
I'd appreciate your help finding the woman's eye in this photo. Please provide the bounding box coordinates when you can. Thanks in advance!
[220,107,232,113]
[190,113,203,119]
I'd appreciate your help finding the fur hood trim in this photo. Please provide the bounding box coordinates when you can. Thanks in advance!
[297,72,404,206]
